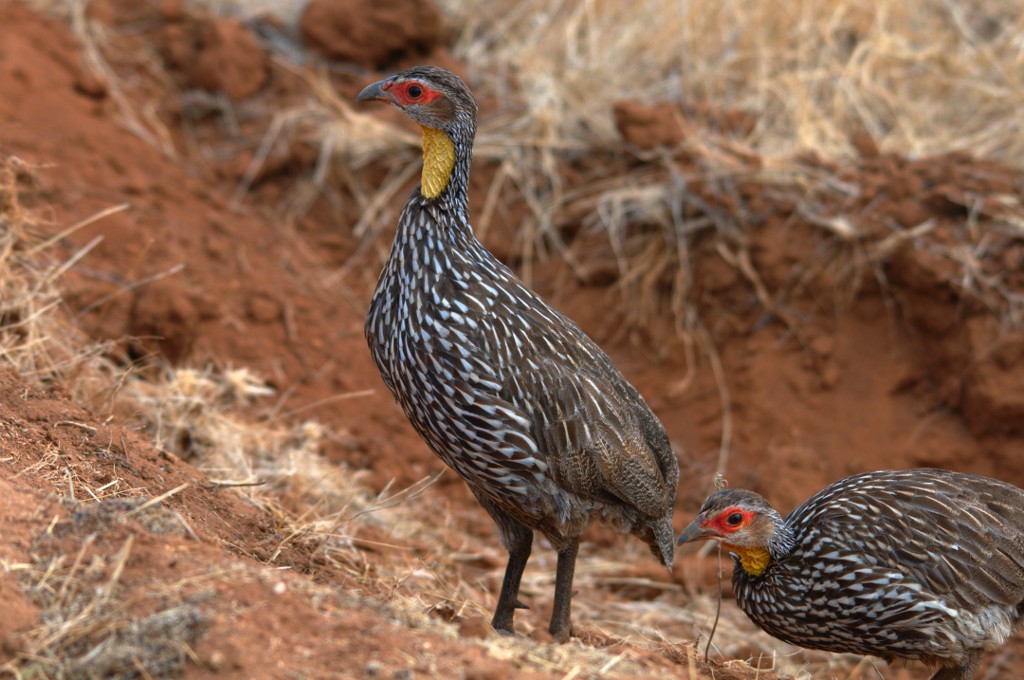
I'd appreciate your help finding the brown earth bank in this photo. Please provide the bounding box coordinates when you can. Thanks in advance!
[0,0,1023,678]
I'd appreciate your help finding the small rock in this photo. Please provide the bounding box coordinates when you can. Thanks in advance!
[820,362,841,390]
[129,280,201,363]
[456,616,491,639]
[206,650,227,671]
[810,334,835,359]
[299,0,442,67]
[74,63,108,99]
[160,0,186,21]
[612,100,685,150]
[247,294,281,324]
[191,19,269,100]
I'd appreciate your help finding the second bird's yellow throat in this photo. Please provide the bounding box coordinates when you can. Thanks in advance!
[724,544,771,577]
[420,126,455,199]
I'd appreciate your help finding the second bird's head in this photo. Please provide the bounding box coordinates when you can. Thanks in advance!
[356,65,478,135]
[678,488,789,577]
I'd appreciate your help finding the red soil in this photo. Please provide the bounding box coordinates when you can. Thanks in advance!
[1,0,1023,677]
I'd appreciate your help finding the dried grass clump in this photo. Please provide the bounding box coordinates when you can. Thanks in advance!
[422,0,1024,334]
[123,367,335,500]
[443,0,1024,165]
[118,366,449,566]
[233,68,421,233]
[7,532,207,680]
[0,155,124,407]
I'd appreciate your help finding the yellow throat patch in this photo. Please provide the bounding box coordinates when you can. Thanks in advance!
[724,544,772,577]
[420,126,455,199]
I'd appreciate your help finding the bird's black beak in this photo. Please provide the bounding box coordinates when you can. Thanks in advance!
[355,77,393,104]
[678,516,717,545]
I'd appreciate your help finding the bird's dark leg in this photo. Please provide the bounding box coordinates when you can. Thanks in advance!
[548,537,580,643]
[491,521,533,635]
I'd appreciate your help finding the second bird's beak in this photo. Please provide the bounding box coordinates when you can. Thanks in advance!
[677,517,717,545]
[355,78,393,104]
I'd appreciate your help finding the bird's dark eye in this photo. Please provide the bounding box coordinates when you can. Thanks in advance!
[407,85,423,99]
[725,512,744,527]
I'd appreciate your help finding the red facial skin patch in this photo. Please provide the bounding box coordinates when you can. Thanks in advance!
[384,80,444,107]
[710,507,754,535]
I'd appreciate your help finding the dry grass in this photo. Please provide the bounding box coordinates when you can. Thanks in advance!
[232,63,421,233]
[210,2,990,394]
[114,365,781,677]
[124,367,319,492]
[221,0,1024,339]
[26,0,178,155]
[362,0,1024,331]
[2,499,208,680]
[445,0,1024,163]
[0,157,201,679]
[0,156,127,407]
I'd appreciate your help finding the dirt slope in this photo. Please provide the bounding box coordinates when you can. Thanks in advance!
[1,0,1023,678]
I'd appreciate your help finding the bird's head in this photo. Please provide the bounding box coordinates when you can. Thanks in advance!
[356,65,477,132]
[356,66,478,199]
[678,488,786,577]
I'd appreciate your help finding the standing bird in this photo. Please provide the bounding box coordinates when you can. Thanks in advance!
[355,66,679,642]
[678,469,1024,679]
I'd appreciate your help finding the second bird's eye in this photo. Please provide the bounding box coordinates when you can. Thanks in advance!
[408,85,423,99]
[726,512,744,526]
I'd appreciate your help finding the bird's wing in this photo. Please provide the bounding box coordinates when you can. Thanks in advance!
[508,356,677,519]
[893,473,1024,609]
[411,327,676,521]
[416,270,676,518]
[792,471,1024,612]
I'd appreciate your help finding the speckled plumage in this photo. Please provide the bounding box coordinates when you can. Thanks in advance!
[358,66,679,641]
[679,469,1024,680]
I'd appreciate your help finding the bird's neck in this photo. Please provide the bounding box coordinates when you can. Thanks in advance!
[725,545,772,577]
[728,514,796,579]
[420,126,457,199]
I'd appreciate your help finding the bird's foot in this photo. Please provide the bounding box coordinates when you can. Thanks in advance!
[491,599,528,635]
[549,622,574,644]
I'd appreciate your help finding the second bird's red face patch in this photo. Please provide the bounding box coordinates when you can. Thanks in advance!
[710,507,753,535]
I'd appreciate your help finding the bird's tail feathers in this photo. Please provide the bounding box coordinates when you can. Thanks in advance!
[648,517,675,567]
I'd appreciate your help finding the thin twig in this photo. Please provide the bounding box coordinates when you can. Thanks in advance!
[705,542,724,662]
[120,483,189,518]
